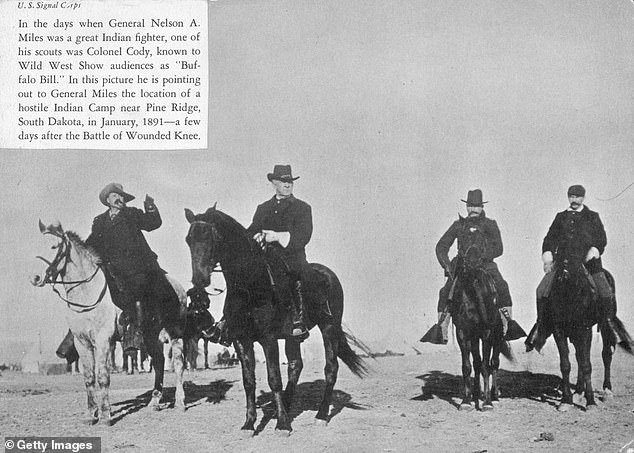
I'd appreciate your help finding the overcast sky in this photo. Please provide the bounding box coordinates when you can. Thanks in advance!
[2,0,634,357]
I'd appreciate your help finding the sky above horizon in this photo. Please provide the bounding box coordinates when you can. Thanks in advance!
[2,0,634,358]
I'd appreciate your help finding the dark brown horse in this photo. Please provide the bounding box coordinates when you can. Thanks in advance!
[547,257,599,411]
[449,232,508,411]
[185,206,367,435]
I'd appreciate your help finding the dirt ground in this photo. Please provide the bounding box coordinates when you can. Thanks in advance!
[1,337,634,453]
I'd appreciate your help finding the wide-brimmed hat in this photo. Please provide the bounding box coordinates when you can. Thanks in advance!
[567,184,586,197]
[461,189,488,206]
[267,165,299,183]
[99,183,135,206]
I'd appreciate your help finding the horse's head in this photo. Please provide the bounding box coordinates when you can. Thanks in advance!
[30,220,71,287]
[459,224,487,274]
[185,206,221,288]
[553,257,588,294]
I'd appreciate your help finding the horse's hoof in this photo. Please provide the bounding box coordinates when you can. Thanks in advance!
[572,393,584,405]
[275,429,292,437]
[314,418,328,427]
[459,403,474,411]
[585,404,598,412]
[82,417,98,426]
[557,403,573,412]
[99,416,112,427]
[239,429,254,439]
[482,404,494,411]
[601,389,614,401]
[83,409,98,425]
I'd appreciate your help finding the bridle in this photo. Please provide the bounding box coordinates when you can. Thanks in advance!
[36,231,107,312]
[186,220,227,295]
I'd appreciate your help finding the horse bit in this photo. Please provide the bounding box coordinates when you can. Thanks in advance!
[36,231,107,312]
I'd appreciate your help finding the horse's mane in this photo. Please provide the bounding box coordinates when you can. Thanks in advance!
[206,208,254,247]
[65,231,102,265]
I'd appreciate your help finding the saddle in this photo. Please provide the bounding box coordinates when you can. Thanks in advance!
[261,253,328,308]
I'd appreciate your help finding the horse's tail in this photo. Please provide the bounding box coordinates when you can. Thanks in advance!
[337,328,368,378]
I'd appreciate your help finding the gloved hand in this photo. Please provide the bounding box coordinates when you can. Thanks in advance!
[542,251,554,273]
[262,230,291,248]
[144,194,156,211]
[584,247,600,263]
[253,232,265,249]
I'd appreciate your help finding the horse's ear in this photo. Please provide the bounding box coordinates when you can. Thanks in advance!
[204,203,217,217]
[50,220,63,235]
[38,219,46,234]
[184,208,195,224]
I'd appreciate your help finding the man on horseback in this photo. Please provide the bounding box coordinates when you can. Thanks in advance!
[526,184,617,352]
[247,164,312,341]
[86,183,181,350]
[426,189,522,344]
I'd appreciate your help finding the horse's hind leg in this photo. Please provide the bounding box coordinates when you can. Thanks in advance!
[167,335,186,411]
[146,335,165,410]
[600,323,614,397]
[283,339,303,413]
[234,339,257,435]
[490,342,501,403]
[74,340,98,425]
[480,338,493,410]
[315,324,340,423]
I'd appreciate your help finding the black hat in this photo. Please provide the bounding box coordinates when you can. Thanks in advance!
[99,183,135,206]
[461,189,488,206]
[567,185,586,197]
[267,165,299,183]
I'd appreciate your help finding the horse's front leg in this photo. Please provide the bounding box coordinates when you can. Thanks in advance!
[457,334,474,411]
[74,340,99,425]
[574,329,596,409]
[283,338,304,413]
[94,333,114,425]
[553,330,573,411]
[471,339,483,411]
[261,338,291,434]
[480,336,493,410]
[234,339,257,435]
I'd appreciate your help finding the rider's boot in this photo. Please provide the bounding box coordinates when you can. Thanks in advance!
[291,279,309,341]
[438,311,450,344]
[499,306,527,341]
[601,296,629,347]
[525,298,551,352]
[205,318,231,347]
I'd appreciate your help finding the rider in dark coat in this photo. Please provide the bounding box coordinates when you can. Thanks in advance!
[86,183,181,348]
[526,184,616,352]
[428,189,520,343]
[246,164,313,341]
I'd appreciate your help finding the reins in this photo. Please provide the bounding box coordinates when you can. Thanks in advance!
[38,232,109,313]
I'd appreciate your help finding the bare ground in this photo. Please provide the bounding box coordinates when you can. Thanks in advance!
[1,338,634,453]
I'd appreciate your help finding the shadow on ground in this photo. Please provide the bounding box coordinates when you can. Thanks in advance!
[412,369,562,409]
[110,379,235,424]
[252,379,366,434]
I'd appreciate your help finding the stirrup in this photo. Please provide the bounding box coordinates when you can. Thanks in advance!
[292,323,309,341]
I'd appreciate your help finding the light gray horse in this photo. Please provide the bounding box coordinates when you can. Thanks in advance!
[31,221,186,425]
